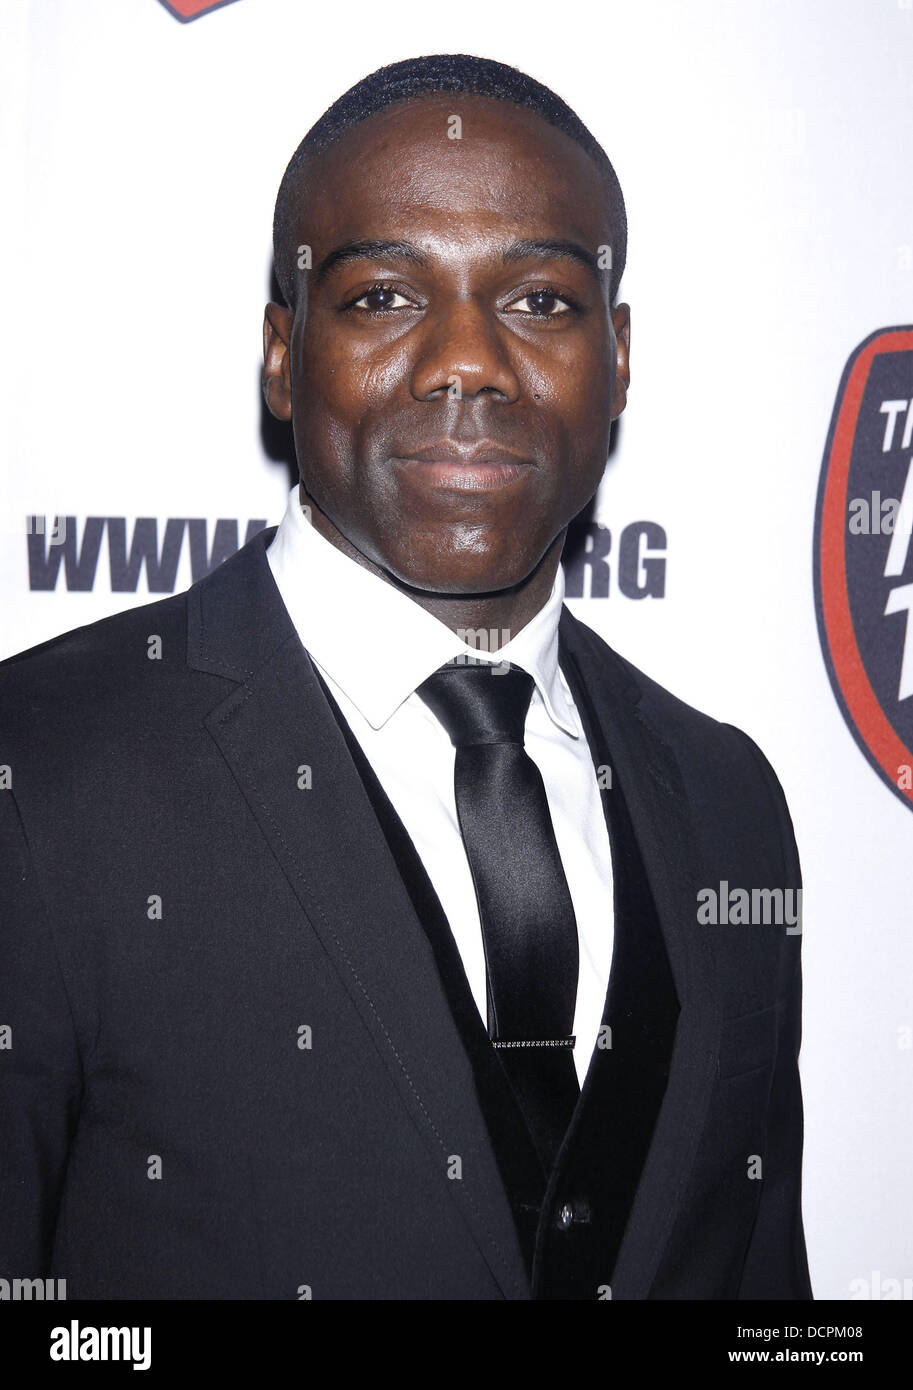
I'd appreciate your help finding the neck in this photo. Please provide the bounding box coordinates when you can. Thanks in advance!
[299,482,562,642]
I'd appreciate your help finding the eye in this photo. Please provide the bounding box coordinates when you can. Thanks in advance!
[507,288,577,317]
[347,284,415,312]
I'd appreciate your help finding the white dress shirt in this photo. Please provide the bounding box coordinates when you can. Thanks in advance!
[266,486,614,1085]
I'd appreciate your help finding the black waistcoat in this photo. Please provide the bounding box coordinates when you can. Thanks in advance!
[309,630,679,1299]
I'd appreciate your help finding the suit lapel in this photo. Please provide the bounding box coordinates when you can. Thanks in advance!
[187,531,530,1300]
[558,608,722,1299]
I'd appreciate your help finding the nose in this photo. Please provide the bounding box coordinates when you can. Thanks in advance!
[409,296,522,403]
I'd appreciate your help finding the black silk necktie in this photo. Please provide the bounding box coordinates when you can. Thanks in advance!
[416,658,581,1171]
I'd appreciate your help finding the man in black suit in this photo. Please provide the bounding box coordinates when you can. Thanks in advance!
[0,54,812,1299]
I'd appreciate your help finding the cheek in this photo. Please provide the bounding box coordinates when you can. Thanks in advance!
[296,342,406,467]
[526,394,611,496]
[357,349,407,402]
[528,340,614,429]
[305,321,405,398]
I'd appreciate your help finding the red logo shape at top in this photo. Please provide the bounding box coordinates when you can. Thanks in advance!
[158,0,241,20]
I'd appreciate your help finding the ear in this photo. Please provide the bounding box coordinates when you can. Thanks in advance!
[262,302,294,421]
[610,302,630,420]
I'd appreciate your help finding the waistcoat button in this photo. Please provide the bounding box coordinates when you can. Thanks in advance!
[556,1202,574,1231]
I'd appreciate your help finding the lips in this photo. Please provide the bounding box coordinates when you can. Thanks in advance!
[392,440,532,492]
[399,440,528,466]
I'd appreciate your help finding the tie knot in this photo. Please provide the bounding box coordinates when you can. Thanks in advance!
[416,659,535,747]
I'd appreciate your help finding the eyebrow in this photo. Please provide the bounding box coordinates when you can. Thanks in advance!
[312,240,428,287]
[503,238,601,277]
[311,236,603,287]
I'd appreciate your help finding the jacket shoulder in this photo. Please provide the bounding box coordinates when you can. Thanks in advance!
[561,607,799,875]
[562,605,752,746]
[0,589,190,715]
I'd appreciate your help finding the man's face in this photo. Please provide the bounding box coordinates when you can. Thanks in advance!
[265,93,629,596]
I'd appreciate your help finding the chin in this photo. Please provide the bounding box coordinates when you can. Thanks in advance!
[385,548,537,598]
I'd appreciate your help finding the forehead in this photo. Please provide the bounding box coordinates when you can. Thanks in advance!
[295,93,610,245]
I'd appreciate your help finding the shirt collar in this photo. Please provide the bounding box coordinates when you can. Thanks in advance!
[266,485,579,737]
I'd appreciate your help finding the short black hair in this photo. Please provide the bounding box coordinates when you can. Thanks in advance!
[272,53,627,310]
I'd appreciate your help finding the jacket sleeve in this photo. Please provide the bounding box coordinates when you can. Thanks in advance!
[0,784,83,1276]
[727,727,813,1300]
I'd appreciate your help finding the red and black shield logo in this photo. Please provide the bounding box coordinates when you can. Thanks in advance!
[158,0,241,20]
[814,326,913,812]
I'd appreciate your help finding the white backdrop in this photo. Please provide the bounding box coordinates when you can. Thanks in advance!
[1,0,911,1300]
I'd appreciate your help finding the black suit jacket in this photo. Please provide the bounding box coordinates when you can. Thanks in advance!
[0,528,812,1299]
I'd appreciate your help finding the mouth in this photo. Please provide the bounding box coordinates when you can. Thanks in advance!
[391,440,533,493]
